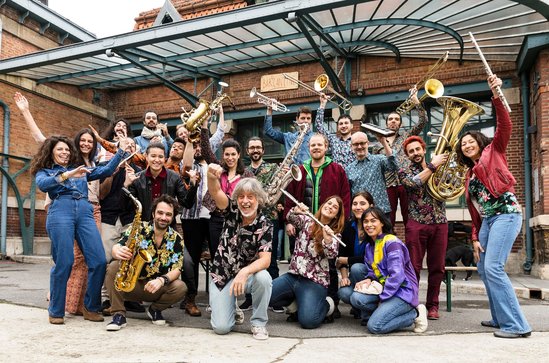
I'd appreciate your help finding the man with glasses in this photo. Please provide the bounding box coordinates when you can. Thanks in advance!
[346,132,396,218]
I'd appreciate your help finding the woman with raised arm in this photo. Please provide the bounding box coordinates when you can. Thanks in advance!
[269,196,345,329]
[455,75,531,339]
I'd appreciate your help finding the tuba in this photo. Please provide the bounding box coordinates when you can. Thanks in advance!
[114,188,152,292]
[264,122,309,205]
[426,96,485,201]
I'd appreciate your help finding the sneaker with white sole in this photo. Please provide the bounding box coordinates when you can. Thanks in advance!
[251,325,269,340]
[414,304,428,333]
[147,306,166,326]
[285,300,298,314]
[106,313,127,331]
[235,305,245,325]
[326,296,335,317]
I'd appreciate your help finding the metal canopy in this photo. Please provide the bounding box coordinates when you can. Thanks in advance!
[0,0,547,93]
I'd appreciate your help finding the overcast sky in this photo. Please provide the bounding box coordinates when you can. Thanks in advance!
[48,0,166,38]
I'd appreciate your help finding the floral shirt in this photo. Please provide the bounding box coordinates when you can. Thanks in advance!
[399,162,447,224]
[118,221,184,280]
[314,108,356,166]
[372,104,427,187]
[210,199,273,289]
[246,161,278,215]
[469,176,521,217]
[287,212,339,287]
[345,154,397,213]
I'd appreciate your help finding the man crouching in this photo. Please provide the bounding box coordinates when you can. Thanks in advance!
[104,194,187,331]
[207,164,273,340]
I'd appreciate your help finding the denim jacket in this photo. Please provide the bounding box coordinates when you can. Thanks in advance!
[263,114,313,165]
[36,149,125,200]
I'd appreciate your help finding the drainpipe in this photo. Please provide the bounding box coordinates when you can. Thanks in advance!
[521,73,533,274]
[0,100,10,256]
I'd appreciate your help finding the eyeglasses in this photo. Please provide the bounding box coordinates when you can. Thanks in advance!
[248,146,263,151]
[351,142,368,148]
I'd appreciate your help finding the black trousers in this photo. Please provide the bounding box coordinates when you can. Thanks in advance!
[181,218,210,295]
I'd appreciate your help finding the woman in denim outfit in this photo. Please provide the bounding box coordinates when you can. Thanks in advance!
[456,75,531,339]
[31,135,128,324]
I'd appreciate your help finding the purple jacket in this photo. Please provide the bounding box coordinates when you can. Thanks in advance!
[363,234,419,307]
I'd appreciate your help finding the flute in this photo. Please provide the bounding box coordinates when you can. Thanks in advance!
[282,190,346,247]
[469,32,511,113]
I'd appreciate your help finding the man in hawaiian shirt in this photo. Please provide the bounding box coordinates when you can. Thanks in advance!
[104,194,187,331]
[207,164,273,340]
[399,135,448,321]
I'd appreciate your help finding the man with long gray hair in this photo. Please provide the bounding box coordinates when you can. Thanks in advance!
[207,165,273,340]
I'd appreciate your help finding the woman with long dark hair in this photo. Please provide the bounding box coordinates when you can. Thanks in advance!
[349,206,427,334]
[270,196,345,329]
[455,75,531,339]
[31,135,129,324]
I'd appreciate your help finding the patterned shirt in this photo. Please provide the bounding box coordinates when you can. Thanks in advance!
[345,154,397,213]
[246,160,278,215]
[118,222,184,280]
[287,212,339,287]
[399,162,447,224]
[314,108,356,166]
[210,199,273,289]
[372,104,427,187]
[469,176,521,217]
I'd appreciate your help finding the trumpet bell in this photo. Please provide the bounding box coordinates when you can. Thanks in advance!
[250,87,257,98]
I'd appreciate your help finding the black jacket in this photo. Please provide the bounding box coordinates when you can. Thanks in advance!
[339,220,366,266]
[127,167,198,222]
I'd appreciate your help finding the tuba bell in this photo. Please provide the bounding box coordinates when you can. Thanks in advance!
[426,96,485,201]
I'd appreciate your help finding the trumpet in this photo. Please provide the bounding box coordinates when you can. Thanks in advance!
[283,73,353,111]
[396,79,444,115]
[396,51,449,115]
[250,87,289,112]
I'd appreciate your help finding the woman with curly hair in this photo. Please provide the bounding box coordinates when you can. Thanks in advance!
[270,196,345,329]
[31,135,129,324]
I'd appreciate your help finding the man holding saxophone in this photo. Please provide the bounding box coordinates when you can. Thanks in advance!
[104,194,187,331]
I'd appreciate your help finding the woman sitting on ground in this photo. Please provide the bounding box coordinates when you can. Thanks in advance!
[270,196,345,329]
[349,206,428,334]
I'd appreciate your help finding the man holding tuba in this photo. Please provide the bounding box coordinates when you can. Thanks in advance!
[399,136,449,321]
[104,194,187,331]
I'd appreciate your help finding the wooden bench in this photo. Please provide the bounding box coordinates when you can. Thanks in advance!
[445,266,478,312]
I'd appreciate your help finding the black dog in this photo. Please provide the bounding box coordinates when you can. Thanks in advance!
[445,245,475,281]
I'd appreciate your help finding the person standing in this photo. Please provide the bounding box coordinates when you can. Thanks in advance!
[399,135,448,320]
[134,110,173,157]
[455,75,531,339]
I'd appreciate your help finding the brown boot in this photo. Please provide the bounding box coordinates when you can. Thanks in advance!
[184,295,202,317]
[83,307,105,322]
[48,316,64,325]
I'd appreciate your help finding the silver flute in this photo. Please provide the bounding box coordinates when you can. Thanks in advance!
[282,190,346,247]
[469,32,511,113]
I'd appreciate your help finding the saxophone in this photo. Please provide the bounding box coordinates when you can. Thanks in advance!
[264,122,309,205]
[114,188,152,292]
[181,93,235,143]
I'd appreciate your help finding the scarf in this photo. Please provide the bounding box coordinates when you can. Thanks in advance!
[141,126,162,140]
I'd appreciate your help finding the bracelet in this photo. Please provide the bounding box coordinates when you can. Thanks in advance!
[59,172,68,182]
[427,162,437,173]
[159,275,169,286]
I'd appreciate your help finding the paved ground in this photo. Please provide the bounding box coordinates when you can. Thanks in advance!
[1,258,549,362]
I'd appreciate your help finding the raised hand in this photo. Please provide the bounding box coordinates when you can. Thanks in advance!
[13,92,29,112]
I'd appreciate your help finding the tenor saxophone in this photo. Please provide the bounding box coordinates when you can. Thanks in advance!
[114,188,152,292]
[264,122,309,205]
[181,93,235,143]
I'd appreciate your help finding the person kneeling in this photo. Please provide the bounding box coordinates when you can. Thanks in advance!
[207,165,273,340]
[349,207,428,334]
[104,195,187,331]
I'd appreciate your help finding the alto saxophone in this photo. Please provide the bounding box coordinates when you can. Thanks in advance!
[114,188,152,292]
[181,93,235,143]
[264,122,309,205]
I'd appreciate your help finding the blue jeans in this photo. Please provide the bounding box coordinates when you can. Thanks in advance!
[46,196,107,317]
[277,228,284,260]
[477,213,531,334]
[270,273,328,329]
[350,293,416,334]
[209,270,272,334]
[338,263,368,304]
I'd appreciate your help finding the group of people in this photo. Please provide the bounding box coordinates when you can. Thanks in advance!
[22,72,530,340]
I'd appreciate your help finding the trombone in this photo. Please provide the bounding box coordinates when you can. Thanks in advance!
[283,73,353,111]
[396,51,449,115]
[250,87,289,112]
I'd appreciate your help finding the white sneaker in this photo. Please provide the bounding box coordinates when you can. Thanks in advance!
[235,303,245,325]
[326,296,335,317]
[285,300,298,314]
[251,325,269,340]
[414,304,428,333]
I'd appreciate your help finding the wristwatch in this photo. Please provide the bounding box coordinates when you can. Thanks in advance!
[159,275,169,286]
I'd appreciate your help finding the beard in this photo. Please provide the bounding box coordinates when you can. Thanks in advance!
[154,219,170,231]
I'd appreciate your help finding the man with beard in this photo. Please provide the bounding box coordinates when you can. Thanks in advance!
[314,94,356,166]
[134,110,173,157]
[399,136,448,321]
[284,133,350,320]
[104,195,187,331]
[372,88,427,227]
[207,165,273,340]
